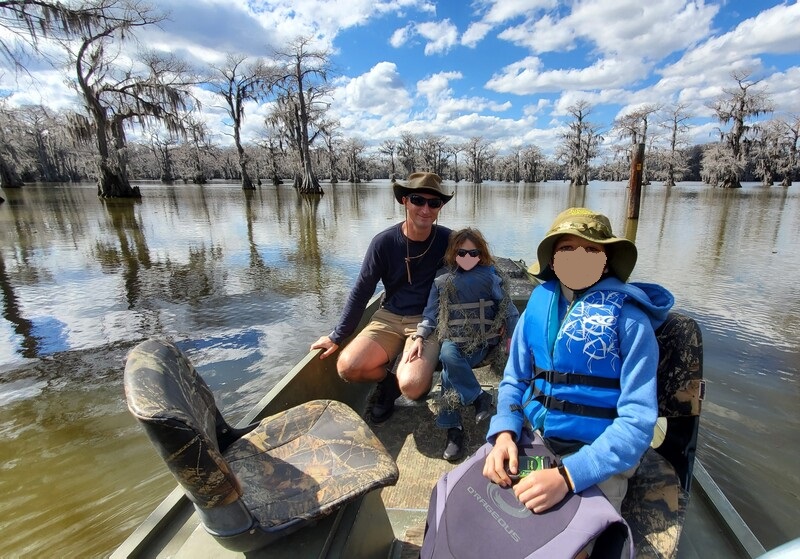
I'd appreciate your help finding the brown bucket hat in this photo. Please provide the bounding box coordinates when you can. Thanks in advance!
[530,207,638,282]
[392,172,454,204]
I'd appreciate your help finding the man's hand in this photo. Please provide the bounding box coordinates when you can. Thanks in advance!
[405,338,424,362]
[512,467,569,513]
[483,431,518,488]
[310,336,339,359]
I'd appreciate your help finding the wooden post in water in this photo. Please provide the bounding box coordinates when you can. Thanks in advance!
[627,143,645,219]
[624,215,639,243]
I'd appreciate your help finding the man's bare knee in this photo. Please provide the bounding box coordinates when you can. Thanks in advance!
[400,383,429,400]
[337,365,354,383]
[397,374,432,400]
[337,359,363,383]
[337,355,386,383]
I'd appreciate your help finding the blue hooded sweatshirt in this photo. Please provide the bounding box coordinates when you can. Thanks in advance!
[487,276,674,493]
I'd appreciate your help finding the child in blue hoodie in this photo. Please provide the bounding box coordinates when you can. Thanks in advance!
[483,207,674,520]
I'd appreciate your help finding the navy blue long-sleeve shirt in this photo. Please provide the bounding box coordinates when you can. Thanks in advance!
[329,222,452,344]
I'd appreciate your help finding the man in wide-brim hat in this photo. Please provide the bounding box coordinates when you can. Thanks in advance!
[311,172,453,424]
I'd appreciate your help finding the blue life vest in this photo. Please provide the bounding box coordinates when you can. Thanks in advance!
[518,280,626,444]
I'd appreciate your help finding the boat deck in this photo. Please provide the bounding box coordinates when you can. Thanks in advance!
[128,368,753,559]
[372,363,509,558]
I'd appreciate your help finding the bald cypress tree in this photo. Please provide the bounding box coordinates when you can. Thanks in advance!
[707,71,773,188]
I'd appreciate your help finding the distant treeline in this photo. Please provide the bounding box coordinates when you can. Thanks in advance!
[0,2,797,195]
[0,101,794,190]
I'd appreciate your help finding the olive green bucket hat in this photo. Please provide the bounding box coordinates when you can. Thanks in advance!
[530,207,638,282]
[392,172,454,204]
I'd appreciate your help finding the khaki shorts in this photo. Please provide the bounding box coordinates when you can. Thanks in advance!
[359,308,441,365]
[560,448,637,514]
[596,463,638,513]
[579,462,638,558]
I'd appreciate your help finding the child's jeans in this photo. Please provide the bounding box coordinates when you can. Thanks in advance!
[435,340,490,428]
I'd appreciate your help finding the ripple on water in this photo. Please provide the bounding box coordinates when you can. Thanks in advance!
[0,379,48,407]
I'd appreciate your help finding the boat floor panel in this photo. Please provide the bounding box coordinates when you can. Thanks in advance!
[386,509,427,559]
[371,367,500,512]
[370,365,502,558]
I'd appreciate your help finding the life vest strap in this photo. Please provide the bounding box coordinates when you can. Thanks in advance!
[446,298,499,343]
[448,299,495,312]
[533,366,621,389]
[532,385,619,420]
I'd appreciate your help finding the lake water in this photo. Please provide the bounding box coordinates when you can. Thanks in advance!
[0,180,797,556]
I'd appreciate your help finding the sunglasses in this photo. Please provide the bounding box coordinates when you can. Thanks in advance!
[456,249,480,257]
[407,194,444,208]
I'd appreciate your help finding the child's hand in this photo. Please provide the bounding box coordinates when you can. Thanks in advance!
[483,432,517,487]
[513,467,569,513]
[405,338,424,362]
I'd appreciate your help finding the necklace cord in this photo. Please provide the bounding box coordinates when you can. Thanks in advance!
[404,220,437,284]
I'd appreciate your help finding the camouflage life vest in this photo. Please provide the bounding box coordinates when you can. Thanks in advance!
[435,265,512,354]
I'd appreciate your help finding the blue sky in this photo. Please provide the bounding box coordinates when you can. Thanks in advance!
[4,0,799,158]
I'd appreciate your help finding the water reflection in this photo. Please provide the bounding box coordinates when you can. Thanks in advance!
[0,181,797,555]
[0,251,40,358]
[96,199,150,309]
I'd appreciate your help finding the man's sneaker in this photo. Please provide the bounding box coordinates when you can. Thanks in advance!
[370,373,401,424]
[473,390,494,423]
[443,427,464,461]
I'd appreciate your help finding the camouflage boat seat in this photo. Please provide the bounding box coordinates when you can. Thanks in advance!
[622,312,705,559]
[123,338,399,553]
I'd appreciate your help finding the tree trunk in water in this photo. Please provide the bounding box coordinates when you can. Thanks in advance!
[96,118,138,198]
[719,176,742,189]
[665,167,675,187]
[571,173,587,187]
[0,156,24,188]
[160,158,174,183]
[98,163,140,198]
[234,124,254,190]
[241,166,255,190]
[298,158,323,194]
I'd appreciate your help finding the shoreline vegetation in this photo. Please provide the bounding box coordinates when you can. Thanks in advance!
[0,3,797,199]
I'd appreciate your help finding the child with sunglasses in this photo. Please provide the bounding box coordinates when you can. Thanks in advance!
[407,228,519,461]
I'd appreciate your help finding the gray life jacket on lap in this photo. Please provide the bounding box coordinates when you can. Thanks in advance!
[420,434,634,559]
